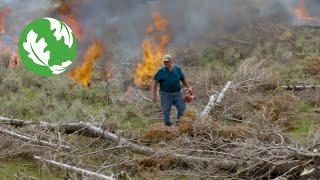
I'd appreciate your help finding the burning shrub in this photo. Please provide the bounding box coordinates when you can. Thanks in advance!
[134,12,170,89]
[69,41,103,87]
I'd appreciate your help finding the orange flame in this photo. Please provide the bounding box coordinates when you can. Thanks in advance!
[69,41,103,87]
[134,12,170,89]
[295,0,316,21]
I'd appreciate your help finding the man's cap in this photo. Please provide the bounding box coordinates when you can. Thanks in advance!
[163,54,172,62]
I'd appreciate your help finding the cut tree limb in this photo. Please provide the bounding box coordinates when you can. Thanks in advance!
[0,116,238,170]
[282,84,320,91]
[0,127,71,150]
[34,156,114,180]
[300,167,320,179]
[201,81,233,118]
[0,116,51,127]
[79,122,237,170]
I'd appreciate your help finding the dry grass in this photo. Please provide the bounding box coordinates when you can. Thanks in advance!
[304,56,320,79]
[251,92,295,121]
[142,124,177,144]
[178,109,198,134]
[216,124,252,139]
[0,135,41,159]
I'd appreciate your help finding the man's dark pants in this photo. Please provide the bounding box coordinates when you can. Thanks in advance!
[160,91,186,126]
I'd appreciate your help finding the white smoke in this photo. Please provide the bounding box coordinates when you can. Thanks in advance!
[0,0,299,62]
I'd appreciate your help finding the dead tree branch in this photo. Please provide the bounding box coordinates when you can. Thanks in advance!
[0,127,71,150]
[201,81,233,118]
[0,117,238,170]
[34,156,115,180]
[282,84,320,91]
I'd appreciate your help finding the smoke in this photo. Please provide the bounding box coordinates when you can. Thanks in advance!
[306,0,320,18]
[0,0,51,48]
[0,0,51,31]
[72,0,297,62]
[0,0,307,63]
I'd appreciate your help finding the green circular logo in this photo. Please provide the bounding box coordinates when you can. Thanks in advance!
[18,17,77,76]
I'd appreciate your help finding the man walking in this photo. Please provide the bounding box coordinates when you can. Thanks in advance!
[153,54,192,126]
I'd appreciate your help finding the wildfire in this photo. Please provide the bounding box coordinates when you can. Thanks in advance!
[69,41,103,87]
[52,0,83,39]
[134,12,170,89]
[295,0,316,21]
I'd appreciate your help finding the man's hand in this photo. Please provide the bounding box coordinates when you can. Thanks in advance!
[152,94,157,103]
[182,79,192,93]
[184,87,193,94]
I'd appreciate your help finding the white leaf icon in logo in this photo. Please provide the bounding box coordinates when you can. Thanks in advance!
[23,30,50,67]
[49,60,72,74]
[23,29,72,75]
[45,17,73,48]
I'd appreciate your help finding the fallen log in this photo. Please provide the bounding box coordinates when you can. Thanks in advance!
[300,167,320,179]
[78,122,237,170]
[0,116,51,127]
[2,116,320,178]
[0,127,71,150]
[282,84,320,91]
[200,81,233,118]
[0,116,238,170]
[34,156,114,180]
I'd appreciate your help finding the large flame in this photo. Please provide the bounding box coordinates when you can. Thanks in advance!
[134,12,170,89]
[69,41,103,87]
[295,0,316,21]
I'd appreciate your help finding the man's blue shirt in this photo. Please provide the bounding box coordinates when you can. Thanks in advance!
[154,65,185,93]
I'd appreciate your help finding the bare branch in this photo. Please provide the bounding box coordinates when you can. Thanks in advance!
[0,127,71,150]
[34,156,114,180]
[201,81,233,118]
